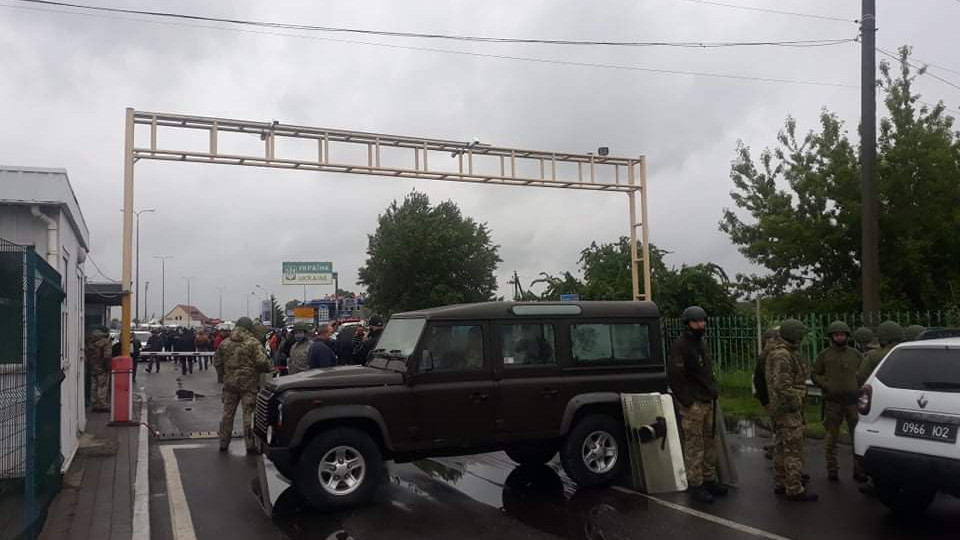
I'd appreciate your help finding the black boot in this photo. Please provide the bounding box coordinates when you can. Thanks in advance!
[828,470,839,482]
[688,485,715,504]
[704,481,729,497]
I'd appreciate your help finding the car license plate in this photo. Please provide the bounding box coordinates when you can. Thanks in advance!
[895,419,958,444]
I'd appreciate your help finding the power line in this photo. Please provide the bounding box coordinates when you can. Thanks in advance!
[877,48,960,93]
[0,1,858,88]
[9,0,855,48]
[87,253,120,283]
[670,0,856,23]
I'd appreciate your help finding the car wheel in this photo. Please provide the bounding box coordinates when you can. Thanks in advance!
[874,477,936,515]
[295,428,384,509]
[506,441,560,466]
[560,414,626,487]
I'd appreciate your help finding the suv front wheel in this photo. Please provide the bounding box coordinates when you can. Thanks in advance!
[560,414,626,487]
[296,427,384,508]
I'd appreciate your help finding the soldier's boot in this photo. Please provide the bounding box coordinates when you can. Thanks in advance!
[704,481,729,497]
[687,485,715,504]
[786,491,819,502]
[219,440,229,452]
[802,473,810,483]
[828,470,840,482]
[773,486,786,495]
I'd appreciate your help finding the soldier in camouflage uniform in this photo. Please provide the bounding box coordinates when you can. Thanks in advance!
[766,319,818,501]
[852,327,878,354]
[857,321,904,385]
[214,317,272,453]
[812,321,866,482]
[903,324,925,342]
[85,327,113,412]
[286,322,314,375]
[668,306,726,504]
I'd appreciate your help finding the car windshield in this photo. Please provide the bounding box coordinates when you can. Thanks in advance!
[366,318,426,371]
[875,347,960,392]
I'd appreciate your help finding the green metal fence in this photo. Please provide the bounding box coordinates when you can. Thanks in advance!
[0,239,64,540]
[662,310,960,373]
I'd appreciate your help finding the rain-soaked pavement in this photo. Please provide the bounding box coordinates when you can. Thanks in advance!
[139,363,960,540]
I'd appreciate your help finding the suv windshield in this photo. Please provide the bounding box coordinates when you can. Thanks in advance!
[367,318,426,370]
[875,347,960,392]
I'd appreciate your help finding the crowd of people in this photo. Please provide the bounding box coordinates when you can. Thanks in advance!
[669,306,923,504]
[141,326,227,376]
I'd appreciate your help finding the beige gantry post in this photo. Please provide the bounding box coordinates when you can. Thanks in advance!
[118,109,653,355]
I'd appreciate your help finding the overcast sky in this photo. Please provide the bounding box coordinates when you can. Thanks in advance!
[1,0,957,320]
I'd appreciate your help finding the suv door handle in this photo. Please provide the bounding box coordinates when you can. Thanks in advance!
[470,392,489,402]
[542,388,559,397]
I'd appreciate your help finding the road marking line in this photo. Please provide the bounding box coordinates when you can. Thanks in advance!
[611,486,795,540]
[132,393,150,540]
[160,444,205,540]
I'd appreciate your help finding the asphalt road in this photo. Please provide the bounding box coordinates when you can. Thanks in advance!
[141,368,960,540]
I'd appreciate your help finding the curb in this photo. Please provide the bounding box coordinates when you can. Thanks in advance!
[132,393,150,540]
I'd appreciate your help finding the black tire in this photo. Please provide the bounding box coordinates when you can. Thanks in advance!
[874,477,936,516]
[560,414,627,487]
[506,441,560,466]
[295,428,384,509]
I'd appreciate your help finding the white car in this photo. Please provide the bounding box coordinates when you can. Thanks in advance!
[855,338,960,514]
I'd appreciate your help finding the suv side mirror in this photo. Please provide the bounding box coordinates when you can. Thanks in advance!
[421,350,434,372]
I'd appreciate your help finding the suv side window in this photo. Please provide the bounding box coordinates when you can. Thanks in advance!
[420,324,485,371]
[571,323,652,364]
[500,324,556,366]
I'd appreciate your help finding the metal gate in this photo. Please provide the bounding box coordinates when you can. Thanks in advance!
[0,239,64,540]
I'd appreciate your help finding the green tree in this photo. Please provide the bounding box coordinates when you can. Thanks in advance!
[358,191,501,315]
[532,237,736,316]
[721,46,960,311]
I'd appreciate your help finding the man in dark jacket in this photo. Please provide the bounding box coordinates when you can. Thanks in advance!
[334,324,358,365]
[668,306,724,503]
[354,315,385,364]
[812,321,865,482]
[146,330,164,373]
[307,323,338,369]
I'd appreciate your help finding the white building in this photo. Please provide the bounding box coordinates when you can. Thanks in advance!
[163,304,209,328]
[0,165,90,472]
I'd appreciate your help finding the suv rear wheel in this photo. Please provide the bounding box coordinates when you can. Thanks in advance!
[296,428,384,508]
[560,414,626,487]
[874,477,936,515]
[506,441,560,466]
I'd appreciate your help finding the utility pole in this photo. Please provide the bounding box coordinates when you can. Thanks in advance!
[216,286,225,319]
[143,281,150,323]
[861,0,880,317]
[154,255,173,326]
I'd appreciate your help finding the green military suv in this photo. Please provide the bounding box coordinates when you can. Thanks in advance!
[254,301,666,508]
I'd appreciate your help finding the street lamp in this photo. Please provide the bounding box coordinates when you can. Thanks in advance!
[153,255,173,326]
[216,286,225,319]
[123,208,155,325]
[245,291,256,318]
[143,281,150,323]
[182,276,194,327]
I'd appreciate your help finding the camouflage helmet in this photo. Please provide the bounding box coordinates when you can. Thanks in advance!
[826,321,852,336]
[779,319,808,344]
[235,316,255,331]
[904,324,926,342]
[876,320,905,346]
[853,326,875,344]
[681,306,707,323]
[292,322,313,332]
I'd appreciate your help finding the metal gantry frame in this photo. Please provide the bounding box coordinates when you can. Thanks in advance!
[119,108,651,355]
